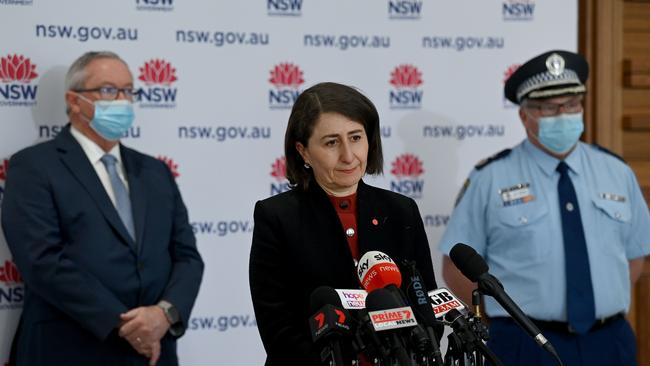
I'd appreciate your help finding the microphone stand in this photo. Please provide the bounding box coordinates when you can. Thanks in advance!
[444,331,466,366]
[444,309,503,366]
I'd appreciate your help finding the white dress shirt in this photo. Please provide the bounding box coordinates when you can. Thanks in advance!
[70,126,129,207]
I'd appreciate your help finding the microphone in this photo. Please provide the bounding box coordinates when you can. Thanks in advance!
[400,260,444,366]
[357,251,402,292]
[309,286,353,365]
[449,243,563,365]
[365,287,416,366]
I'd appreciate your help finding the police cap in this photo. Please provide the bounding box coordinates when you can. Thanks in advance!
[504,50,589,105]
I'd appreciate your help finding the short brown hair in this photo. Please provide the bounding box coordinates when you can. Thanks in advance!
[284,82,383,189]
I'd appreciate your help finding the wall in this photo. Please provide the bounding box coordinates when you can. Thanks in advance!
[0,1,577,364]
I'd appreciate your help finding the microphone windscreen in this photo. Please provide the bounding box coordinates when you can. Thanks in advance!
[310,286,343,312]
[365,288,401,312]
[449,243,489,282]
[357,251,402,292]
[443,308,463,323]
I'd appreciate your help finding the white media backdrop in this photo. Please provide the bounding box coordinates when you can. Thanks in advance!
[0,1,577,364]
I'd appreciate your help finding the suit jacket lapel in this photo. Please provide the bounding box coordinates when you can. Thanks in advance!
[357,181,389,256]
[305,183,359,281]
[121,146,147,254]
[55,126,136,250]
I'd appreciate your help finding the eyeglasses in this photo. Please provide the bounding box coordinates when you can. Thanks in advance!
[524,97,583,117]
[74,86,136,100]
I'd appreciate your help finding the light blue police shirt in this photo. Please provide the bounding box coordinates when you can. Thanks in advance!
[439,139,650,321]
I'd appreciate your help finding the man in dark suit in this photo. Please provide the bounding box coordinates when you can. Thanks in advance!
[1,51,204,366]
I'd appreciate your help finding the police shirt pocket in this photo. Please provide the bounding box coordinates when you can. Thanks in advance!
[496,200,549,227]
[591,196,630,252]
[493,200,549,260]
[591,197,631,223]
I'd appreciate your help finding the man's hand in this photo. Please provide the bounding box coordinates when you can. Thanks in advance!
[119,306,171,365]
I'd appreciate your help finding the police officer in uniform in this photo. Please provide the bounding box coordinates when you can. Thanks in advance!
[439,50,650,365]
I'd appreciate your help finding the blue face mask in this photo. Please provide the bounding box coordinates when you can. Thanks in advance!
[80,97,135,141]
[536,112,584,154]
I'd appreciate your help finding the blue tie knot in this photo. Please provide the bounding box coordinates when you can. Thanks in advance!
[556,161,569,175]
[100,154,118,167]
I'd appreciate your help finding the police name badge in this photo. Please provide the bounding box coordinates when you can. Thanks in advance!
[499,183,535,207]
[600,192,626,203]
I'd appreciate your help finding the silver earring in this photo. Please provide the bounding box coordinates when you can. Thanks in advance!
[304,163,311,169]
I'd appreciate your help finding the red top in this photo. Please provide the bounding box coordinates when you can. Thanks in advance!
[327,192,359,261]
[327,192,372,366]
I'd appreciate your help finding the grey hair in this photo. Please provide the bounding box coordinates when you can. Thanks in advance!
[65,51,128,114]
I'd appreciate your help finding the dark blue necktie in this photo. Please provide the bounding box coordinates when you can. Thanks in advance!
[557,161,595,334]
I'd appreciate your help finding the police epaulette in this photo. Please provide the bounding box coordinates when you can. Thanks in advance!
[475,149,512,170]
[593,144,627,164]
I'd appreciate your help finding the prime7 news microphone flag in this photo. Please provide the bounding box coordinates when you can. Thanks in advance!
[309,286,353,366]
[365,287,416,366]
[449,243,564,366]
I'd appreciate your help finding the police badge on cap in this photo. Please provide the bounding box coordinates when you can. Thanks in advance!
[504,50,589,105]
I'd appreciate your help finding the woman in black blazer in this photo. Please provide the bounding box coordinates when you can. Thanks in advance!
[249,82,438,365]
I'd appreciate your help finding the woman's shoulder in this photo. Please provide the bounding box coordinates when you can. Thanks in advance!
[255,188,302,213]
[360,183,417,211]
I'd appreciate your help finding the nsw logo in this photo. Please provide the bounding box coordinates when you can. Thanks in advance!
[136,0,174,11]
[389,64,423,110]
[0,260,24,310]
[388,0,422,20]
[267,0,302,17]
[0,54,38,107]
[502,63,520,108]
[270,156,290,196]
[136,59,178,108]
[268,63,304,109]
[157,156,180,178]
[502,0,535,21]
[0,158,8,203]
[390,154,424,199]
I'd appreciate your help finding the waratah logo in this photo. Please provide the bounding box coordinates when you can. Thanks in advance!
[270,156,287,181]
[0,260,22,285]
[389,64,423,109]
[139,59,178,86]
[0,54,38,106]
[269,63,304,109]
[270,156,290,196]
[391,154,424,178]
[136,59,178,108]
[269,63,304,88]
[503,64,520,84]
[0,158,9,203]
[503,63,520,107]
[390,154,425,199]
[0,54,38,83]
[0,159,8,182]
[390,64,422,89]
[157,155,180,178]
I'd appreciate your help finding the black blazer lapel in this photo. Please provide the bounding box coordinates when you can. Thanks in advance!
[357,181,390,256]
[55,126,136,249]
[121,146,147,253]
[304,184,359,282]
